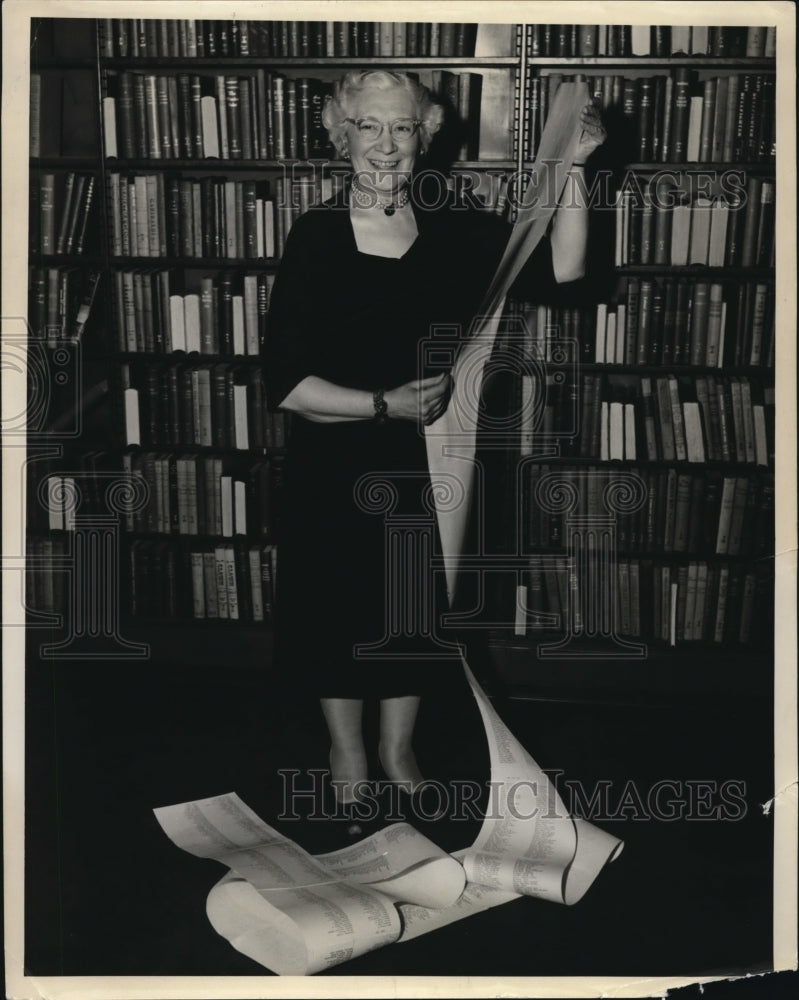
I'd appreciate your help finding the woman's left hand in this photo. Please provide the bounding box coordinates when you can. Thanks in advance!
[573,101,607,163]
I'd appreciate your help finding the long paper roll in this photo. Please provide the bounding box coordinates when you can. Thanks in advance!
[420,80,622,908]
[425,81,589,601]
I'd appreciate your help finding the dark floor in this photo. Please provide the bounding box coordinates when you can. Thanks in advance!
[24,635,775,980]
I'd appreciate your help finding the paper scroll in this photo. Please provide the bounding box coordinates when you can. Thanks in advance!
[154,793,466,975]
[425,81,589,600]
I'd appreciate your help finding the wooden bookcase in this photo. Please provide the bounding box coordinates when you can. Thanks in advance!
[476,24,775,692]
[26,19,109,638]
[27,17,776,690]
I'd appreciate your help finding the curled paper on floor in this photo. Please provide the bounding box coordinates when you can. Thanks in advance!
[398,666,623,943]
[154,793,465,975]
[155,665,622,974]
[461,661,623,905]
[315,821,466,908]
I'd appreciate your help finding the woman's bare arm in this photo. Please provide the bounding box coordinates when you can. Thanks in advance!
[549,101,607,283]
[280,373,451,425]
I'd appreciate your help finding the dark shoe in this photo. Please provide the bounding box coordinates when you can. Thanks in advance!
[334,798,365,838]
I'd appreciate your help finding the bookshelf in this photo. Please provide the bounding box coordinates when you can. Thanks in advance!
[27,17,776,684]
[27,19,107,630]
[27,16,523,643]
[478,22,775,668]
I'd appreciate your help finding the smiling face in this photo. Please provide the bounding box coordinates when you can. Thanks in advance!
[346,83,421,194]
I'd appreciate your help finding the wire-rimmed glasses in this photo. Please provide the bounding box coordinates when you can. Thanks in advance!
[342,117,422,141]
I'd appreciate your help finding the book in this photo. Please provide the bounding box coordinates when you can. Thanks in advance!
[667,68,690,162]
[682,402,705,463]
[686,96,703,161]
[740,175,763,267]
[688,197,712,265]
[654,378,676,461]
[670,199,691,265]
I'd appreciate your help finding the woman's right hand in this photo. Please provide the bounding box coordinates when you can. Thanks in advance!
[385,373,452,425]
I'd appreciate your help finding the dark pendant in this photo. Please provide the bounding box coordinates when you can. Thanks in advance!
[384,205,395,216]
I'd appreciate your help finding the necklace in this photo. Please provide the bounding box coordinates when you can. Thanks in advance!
[351,178,410,216]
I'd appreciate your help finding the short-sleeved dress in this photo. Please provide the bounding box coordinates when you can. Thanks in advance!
[264,184,561,700]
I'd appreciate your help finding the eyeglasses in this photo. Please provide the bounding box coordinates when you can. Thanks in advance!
[342,117,422,141]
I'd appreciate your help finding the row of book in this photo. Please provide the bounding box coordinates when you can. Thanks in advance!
[28,266,101,343]
[99,163,582,269]
[649,559,770,644]
[28,450,280,537]
[517,465,773,559]
[30,172,97,256]
[614,181,775,268]
[34,18,778,62]
[572,374,772,465]
[24,462,88,531]
[525,71,774,163]
[103,68,491,163]
[514,371,772,466]
[25,529,278,622]
[597,279,773,368]
[103,72,334,162]
[506,278,774,370]
[526,24,775,59]
[111,269,276,356]
[102,67,776,169]
[512,556,771,646]
[119,452,281,539]
[29,69,98,159]
[127,539,277,622]
[119,362,287,451]
[99,19,484,59]
[619,71,773,164]
[106,165,774,269]
[98,20,776,61]
[27,532,770,638]
[106,173,330,260]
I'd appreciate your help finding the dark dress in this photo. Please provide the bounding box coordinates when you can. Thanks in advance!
[264,185,562,699]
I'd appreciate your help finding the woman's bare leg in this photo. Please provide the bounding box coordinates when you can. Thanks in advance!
[378,695,424,790]
[320,697,368,804]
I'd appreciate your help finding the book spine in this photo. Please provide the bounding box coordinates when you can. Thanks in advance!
[670,68,691,163]
[636,279,653,364]
[689,282,709,366]
[272,77,286,160]
[655,378,676,460]
[143,75,162,159]
[156,75,173,159]
[667,375,687,461]
[698,78,716,161]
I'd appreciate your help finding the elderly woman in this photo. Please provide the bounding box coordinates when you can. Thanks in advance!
[265,69,605,831]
